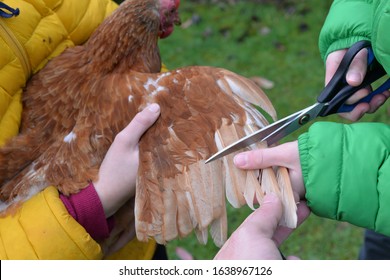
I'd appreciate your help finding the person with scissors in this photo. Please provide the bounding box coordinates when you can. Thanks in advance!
[319,0,390,260]
[214,0,390,259]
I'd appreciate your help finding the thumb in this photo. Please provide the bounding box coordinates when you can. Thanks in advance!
[325,49,347,85]
[346,48,367,86]
[122,103,161,143]
[243,193,283,238]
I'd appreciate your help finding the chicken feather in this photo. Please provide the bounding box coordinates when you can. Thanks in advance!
[0,0,296,249]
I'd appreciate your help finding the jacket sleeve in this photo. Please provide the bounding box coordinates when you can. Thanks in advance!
[298,122,390,236]
[0,187,103,259]
[318,0,373,61]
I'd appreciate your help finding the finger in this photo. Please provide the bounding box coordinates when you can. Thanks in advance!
[119,103,161,144]
[367,91,389,113]
[344,87,371,104]
[325,50,347,85]
[241,193,283,239]
[234,141,298,170]
[272,201,311,246]
[338,102,370,121]
[346,48,367,86]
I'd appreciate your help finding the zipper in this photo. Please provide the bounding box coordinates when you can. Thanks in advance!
[0,4,31,78]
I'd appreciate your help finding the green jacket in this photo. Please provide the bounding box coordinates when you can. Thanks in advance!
[319,0,390,74]
[300,0,390,235]
[299,122,390,235]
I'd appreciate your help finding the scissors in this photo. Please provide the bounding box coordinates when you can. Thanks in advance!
[206,40,390,163]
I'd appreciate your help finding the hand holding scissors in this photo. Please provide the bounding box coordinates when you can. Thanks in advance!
[206,40,390,163]
[326,47,389,121]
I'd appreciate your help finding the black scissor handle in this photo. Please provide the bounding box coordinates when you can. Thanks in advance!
[317,40,371,104]
[317,40,388,116]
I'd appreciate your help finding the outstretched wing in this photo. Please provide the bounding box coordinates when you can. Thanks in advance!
[133,66,296,247]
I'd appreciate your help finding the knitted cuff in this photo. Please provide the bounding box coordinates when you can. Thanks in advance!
[60,183,115,241]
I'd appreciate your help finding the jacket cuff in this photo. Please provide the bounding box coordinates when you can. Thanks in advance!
[60,183,115,241]
[297,132,309,187]
[318,0,372,61]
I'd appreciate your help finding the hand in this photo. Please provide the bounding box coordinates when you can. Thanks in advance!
[233,141,305,200]
[214,193,310,260]
[94,103,161,217]
[326,49,390,121]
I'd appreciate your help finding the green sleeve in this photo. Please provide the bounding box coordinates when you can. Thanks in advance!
[298,122,390,235]
[319,0,390,74]
[318,0,373,61]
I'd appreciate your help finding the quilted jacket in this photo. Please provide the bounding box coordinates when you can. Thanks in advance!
[319,0,390,74]
[299,122,390,235]
[300,0,390,235]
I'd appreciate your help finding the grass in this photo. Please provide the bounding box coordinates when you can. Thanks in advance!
[116,0,388,259]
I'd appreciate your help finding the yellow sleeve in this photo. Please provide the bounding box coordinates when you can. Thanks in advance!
[0,187,103,260]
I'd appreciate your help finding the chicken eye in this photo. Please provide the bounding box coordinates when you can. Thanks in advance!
[165,8,175,17]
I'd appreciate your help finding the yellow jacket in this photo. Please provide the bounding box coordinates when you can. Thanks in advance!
[0,0,156,260]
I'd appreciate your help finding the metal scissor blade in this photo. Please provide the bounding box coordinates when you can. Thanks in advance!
[205,104,321,163]
[261,102,324,145]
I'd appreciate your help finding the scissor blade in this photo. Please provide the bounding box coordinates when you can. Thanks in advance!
[205,103,324,163]
[262,103,324,145]
[205,107,311,163]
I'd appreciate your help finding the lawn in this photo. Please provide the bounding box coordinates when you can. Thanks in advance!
[115,0,389,259]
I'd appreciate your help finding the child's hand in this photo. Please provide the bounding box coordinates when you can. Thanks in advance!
[326,49,389,121]
[94,103,161,217]
[214,193,310,260]
[233,141,305,200]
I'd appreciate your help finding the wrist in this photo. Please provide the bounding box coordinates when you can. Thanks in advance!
[60,183,114,240]
[93,180,133,218]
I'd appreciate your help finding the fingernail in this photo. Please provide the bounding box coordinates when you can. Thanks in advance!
[347,72,362,84]
[234,153,247,167]
[148,103,160,113]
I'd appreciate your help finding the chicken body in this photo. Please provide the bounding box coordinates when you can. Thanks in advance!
[0,0,180,200]
[0,0,296,247]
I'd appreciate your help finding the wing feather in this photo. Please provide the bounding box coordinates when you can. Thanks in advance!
[276,167,297,228]
[135,66,297,247]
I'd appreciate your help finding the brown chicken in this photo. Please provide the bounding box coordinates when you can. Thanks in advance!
[0,0,296,248]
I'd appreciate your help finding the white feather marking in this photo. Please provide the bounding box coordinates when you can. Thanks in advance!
[64,131,76,143]
[144,76,168,96]
[216,79,228,94]
[231,113,240,123]
[224,77,241,94]
[0,163,47,212]
[0,184,41,212]
[184,79,191,90]
[128,95,134,102]
[214,131,224,151]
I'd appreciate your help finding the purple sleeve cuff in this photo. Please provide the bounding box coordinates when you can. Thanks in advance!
[60,183,115,241]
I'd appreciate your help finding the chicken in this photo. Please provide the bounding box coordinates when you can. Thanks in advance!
[0,0,297,248]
